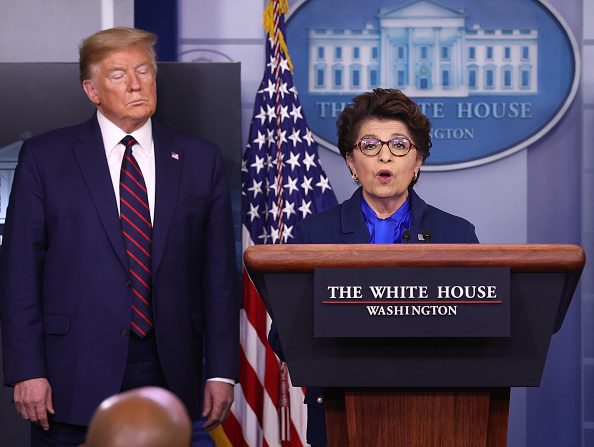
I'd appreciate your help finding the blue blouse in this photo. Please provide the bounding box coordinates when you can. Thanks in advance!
[360,194,412,244]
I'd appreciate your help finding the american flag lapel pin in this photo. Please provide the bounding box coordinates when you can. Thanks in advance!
[171,152,180,160]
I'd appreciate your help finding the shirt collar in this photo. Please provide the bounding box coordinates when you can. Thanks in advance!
[97,111,153,157]
[360,194,411,224]
[360,193,413,244]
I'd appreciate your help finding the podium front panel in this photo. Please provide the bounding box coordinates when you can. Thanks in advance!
[262,271,563,388]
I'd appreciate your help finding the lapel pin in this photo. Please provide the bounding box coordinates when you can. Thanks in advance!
[417,230,432,242]
[171,152,180,160]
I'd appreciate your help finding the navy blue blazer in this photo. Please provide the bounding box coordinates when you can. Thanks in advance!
[269,187,478,446]
[0,115,239,425]
[294,187,478,245]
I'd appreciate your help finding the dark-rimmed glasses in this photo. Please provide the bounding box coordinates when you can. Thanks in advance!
[353,136,416,157]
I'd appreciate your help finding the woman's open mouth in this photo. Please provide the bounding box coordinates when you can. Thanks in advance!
[376,170,393,183]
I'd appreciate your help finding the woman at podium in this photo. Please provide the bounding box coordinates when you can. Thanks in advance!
[269,88,478,446]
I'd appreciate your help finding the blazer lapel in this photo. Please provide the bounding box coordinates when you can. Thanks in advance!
[72,116,129,271]
[151,123,182,276]
[409,189,428,244]
[341,188,370,243]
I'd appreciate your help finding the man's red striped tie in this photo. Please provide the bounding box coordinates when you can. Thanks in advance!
[119,135,153,337]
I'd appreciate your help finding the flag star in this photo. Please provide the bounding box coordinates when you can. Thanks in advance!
[284,176,299,195]
[257,227,270,244]
[278,105,290,123]
[282,225,294,243]
[303,128,315,146]
[289,85,298,99]
[241,182,246,196]
[247,203,260,222]
[298,199,312,218]
[272,151,284,168]
[255,106,267,125]
[303,152,317,171]
[268,200,279,220]
[266,129,276,147]
[289,104,303,124]
[269,178,280,196]
[288,129,302,147]
[270,226,281,244]
[253,131,266,150]
[316,175,332,193]
[278,129,288,145]
[278,82,289,99]
[265,104,276,123]
[278,58,290,73]
[282,200,296,219]
[241,159,248,173]
[266,154,274,169]
[261,79,276,99]
[286,151,301,170]
[266,55,277,72]
[248,179,263,197]
[301,176,313,194]
[250,155,265,174]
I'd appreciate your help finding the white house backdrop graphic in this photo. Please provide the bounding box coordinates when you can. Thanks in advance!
[306,1,538,97]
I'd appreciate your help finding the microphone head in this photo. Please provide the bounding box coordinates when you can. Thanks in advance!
[402,229,411,243]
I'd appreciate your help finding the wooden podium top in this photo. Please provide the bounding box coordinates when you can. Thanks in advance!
[244,244,585,334]
[244,243,585,273]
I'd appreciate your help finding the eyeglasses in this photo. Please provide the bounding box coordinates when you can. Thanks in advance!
[354,136,417,157]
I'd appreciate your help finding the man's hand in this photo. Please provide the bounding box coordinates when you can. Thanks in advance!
[202,381,234,431]
[13,378,54,430]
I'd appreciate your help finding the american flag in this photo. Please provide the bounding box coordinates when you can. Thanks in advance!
[214,0,337,445]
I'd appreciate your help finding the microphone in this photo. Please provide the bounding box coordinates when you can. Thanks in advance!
[402,230,411,244]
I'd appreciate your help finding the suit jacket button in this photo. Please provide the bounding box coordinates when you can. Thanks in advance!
[125,280,131,287]
[316,396,324,405]
[121,328,130,336]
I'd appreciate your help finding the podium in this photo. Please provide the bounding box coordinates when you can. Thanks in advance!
[244,244,585,447]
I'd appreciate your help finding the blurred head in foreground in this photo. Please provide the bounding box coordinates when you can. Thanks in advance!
[81,386,192,447]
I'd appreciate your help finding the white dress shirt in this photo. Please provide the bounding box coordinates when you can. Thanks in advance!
[97,111,156,223]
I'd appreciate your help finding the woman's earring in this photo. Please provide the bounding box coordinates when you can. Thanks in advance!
[352,171,359,183]
[412,171,418,181]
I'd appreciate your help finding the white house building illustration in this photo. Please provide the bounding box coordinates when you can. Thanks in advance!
[307,0,538,97]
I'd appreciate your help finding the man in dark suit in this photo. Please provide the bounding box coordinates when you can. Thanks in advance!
[0,27,239,446]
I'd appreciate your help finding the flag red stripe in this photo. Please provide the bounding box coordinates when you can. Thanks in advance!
[239,345,264,427]
[288,420,304,446]
[242,273,268,344]
[264,341,280,406]
[220,413,251,447]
